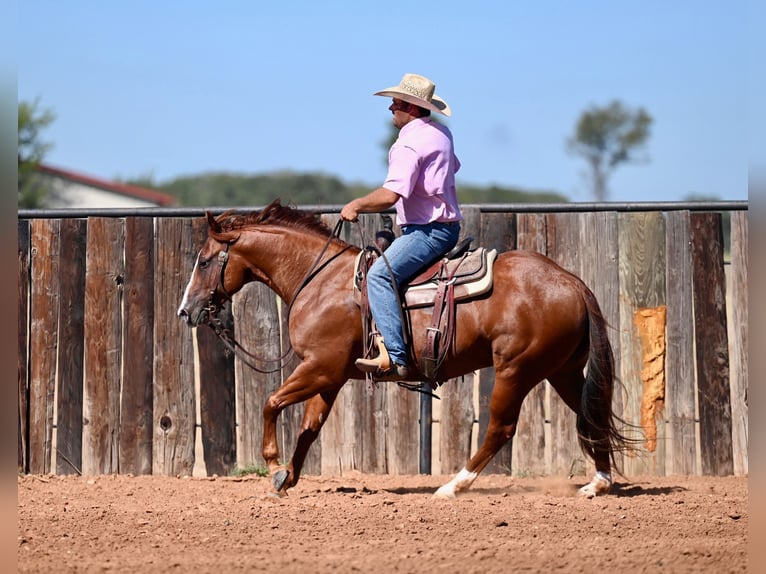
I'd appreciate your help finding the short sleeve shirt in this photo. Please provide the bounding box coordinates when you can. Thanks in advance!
[382,118,462,226]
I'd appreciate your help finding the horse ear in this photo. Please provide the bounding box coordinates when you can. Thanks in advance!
[206,211,221,234]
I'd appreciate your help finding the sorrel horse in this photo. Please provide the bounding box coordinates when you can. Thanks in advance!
[178,199,630,498]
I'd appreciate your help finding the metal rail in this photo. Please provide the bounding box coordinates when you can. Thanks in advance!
[18,200,749,220]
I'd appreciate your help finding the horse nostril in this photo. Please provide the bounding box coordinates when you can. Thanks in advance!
[178,308,188,320]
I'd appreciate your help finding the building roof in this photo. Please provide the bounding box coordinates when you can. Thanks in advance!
[36,163,177,207]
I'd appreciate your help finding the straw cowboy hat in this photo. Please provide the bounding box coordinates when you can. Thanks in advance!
[374,73,451,117]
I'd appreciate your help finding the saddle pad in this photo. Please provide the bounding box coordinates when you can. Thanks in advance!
[352,248,498,309]
[404,249,497,308]
[408,247,488,287]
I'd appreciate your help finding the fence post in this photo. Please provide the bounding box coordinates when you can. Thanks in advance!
[617,212,666,476]
[18,220,30,473]
[119,216,155,475]
[153,218,197,476]
[437,207,480,474]
[690,212,733,476]
[477,211,516,474]
[665,211,698,475]
[28,219,60,474]
[728,211,748,475]
[513,213,548,477]
[545,213,582,476]
[56,218,87,475]
[232,283,282,469]
[82,217,124,475]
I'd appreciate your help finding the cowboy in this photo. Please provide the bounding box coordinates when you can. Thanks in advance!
[341,73,463,381]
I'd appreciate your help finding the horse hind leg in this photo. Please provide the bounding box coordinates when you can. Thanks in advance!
[548,370,612,498]
[434,375,529,500]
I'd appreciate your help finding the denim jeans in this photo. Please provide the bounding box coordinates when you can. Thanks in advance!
[366,221,460,366]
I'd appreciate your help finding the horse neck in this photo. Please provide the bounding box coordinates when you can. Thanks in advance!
[240,226,353,303]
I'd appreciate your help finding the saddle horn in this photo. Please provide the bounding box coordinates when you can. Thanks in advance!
[375,214,395,252]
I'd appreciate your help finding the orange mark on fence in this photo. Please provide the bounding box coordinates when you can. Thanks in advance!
[633,306,667,452]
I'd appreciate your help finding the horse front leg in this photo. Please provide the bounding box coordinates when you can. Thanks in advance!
[261,398,282,477]
[272,390,339,493]
[261,364,342,494]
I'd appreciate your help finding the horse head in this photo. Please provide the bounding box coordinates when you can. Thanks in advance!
[177,211,247,327]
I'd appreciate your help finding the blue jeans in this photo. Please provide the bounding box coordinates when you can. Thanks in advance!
[366,221,460,366]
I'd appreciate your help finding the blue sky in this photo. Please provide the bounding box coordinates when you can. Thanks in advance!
[17,0,750,203]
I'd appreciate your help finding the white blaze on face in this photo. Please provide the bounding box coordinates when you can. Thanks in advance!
[177,251,201,317]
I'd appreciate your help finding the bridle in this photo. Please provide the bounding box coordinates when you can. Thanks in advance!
[200,220,349,374]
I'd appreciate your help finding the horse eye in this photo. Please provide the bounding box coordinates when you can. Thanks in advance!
[199,258,210,269]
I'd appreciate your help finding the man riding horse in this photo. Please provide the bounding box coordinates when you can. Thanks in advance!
[341,73,462,382]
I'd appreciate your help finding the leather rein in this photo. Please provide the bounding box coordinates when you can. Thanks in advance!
[201,219,349,374]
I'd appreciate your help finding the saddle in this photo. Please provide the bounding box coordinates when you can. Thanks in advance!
[353,240,497,383]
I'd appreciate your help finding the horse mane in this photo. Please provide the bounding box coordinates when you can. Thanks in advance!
[215,198,333,239]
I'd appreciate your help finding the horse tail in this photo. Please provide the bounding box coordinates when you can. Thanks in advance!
[576,286,633,472]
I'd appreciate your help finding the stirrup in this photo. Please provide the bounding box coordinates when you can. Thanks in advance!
[355,335,391,371]
[362,363,410,382]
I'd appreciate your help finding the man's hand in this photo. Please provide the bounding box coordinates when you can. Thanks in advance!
[340,203,359,222]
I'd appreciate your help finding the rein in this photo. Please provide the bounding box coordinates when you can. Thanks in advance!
[202,219,348,374]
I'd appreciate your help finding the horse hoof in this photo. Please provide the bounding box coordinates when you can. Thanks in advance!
[273,469,290,492]
[432,487,456,500]
[578,474,611,498]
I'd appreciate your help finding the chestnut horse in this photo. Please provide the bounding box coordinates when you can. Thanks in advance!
[178,200,630,498]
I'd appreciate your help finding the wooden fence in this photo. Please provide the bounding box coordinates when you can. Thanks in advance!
[17,207,749,479]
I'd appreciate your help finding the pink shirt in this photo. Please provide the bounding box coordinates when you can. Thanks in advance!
[382,117,462,226]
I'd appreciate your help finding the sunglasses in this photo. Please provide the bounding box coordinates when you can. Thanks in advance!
[390,99,411,112]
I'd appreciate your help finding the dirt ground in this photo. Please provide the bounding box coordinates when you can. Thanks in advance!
[18,472,747,573]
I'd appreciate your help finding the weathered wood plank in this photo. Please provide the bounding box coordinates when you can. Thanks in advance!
[512,213,549,477]
[728,211,748,476]
[331,211,397,475]
[191,218,237,476]
[197,301,237,476]
[153,218,197,476]
[386,382,420,474]
[617,212,666,476]
[664,211,697,475]
[477,211,516,474]
[120,217,155,475]
[359,382,388,474]
[56,218,87,475]
[28,219,60,474]
[82,218,124,475]
[321,382,362,475]
[233,283,282,469]
[18,220,30,472]
[545,213,582,476]
[438,377,475,474]
[690,212,733,476]
[479,211,517,253]
[433,207,481,474]
[279,297,322,474]
[579,211,623,477]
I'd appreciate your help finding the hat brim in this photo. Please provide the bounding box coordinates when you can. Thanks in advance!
[374,87,451,117]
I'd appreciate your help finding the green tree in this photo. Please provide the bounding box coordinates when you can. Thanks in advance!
[18,99,56,208]
[568,100,652,201]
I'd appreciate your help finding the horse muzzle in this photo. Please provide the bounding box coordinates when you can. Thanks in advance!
[177,306,208,327]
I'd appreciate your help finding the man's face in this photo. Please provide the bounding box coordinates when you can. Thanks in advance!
[389,98,413,129]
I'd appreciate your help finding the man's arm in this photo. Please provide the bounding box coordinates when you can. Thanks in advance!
[340,187,400,221]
